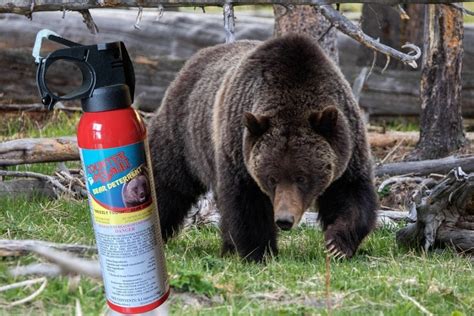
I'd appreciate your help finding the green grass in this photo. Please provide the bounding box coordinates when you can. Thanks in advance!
[0,111,80,141]
[0,195,472,315]
[377,118,420,132]
[465,3,474,24]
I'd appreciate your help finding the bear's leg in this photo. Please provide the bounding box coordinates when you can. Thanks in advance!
[217,175,277,262]
[154,160,206,242]
[318,170,377,258]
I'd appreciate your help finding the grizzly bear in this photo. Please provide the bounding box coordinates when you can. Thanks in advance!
[148,34,378,262]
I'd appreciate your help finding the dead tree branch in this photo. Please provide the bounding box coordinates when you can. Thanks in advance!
[29,246,101,279]
[0,239,97,257]
[396,168,474,253]
[3,243,101,279]
[318,4,421,68]
[0,169,86,198]
[450,3,474,16]
[1,0,471,14]
[77,9,99,34]
[0,170,73,197]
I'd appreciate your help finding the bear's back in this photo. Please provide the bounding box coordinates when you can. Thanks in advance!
[151,40,260,188]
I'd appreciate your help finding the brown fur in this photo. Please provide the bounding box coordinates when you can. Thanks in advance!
[122,173,150,207]
[149,34,378,261]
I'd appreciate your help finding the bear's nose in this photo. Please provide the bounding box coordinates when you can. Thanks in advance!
[275,214,294,231]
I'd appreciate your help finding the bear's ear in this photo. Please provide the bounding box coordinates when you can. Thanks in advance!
[309,107,338,138]
[243,112,270,137]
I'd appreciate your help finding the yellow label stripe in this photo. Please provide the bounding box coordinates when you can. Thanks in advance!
[91,198,153,225]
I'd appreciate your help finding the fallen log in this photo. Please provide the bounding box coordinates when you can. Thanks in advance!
[375,155,474,177]
[0,136,78,166]
[2,133,474,167]
[396,168,474,254]
[0,103,81,112]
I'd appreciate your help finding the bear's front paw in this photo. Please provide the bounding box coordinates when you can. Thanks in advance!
[324,227,357,259]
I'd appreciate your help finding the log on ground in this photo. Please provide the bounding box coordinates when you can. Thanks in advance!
[396,168,474,254]
[2,132,474,168]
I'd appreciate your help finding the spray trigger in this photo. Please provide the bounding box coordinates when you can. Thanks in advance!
[33,29,135,112]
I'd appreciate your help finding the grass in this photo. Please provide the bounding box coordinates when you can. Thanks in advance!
[0,195,472,315]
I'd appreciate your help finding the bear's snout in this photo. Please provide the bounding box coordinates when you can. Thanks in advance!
[274,183,304,230]
[275,213,295,231]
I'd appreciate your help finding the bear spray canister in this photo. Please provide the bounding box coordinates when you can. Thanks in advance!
[33,30,169,315]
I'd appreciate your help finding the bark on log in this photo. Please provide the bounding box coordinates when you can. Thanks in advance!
[376,155,474,177]
[414,4,466,160]
[0,136,78,166]
[396,168,474,253]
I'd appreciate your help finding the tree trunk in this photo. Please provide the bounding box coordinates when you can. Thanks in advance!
[273,5,338,64]
[358,4,424,70]
[414,4,465,159]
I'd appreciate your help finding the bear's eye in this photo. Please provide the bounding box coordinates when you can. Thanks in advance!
[268,176,277,186]
[296,176,306,185]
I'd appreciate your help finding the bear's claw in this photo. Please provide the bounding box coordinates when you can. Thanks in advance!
[324,236,353,260]
[325,242,347,260]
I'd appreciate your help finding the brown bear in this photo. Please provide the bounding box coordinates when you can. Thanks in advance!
[148,34,378,262]
[122,169,151,207]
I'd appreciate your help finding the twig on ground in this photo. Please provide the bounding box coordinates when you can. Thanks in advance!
[29,246,101,279]
[75,298,83,316]
[9,263,63,278]
[380,138,406,164]
[0,277,45,292]
[0,277,48,308]
[0,239,97,257]
[0,170,71,198]
[398,288,433,316]
[377,176,424,193]
[325,254,331,315]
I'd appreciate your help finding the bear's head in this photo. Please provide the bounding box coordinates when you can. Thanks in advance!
[123,174,150,206]
[242,107,352,230]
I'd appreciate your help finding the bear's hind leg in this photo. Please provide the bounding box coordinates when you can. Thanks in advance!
[217,175,277,262]
[318,171,377,259]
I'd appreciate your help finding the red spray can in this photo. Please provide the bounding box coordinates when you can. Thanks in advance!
[33,30,169,314]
